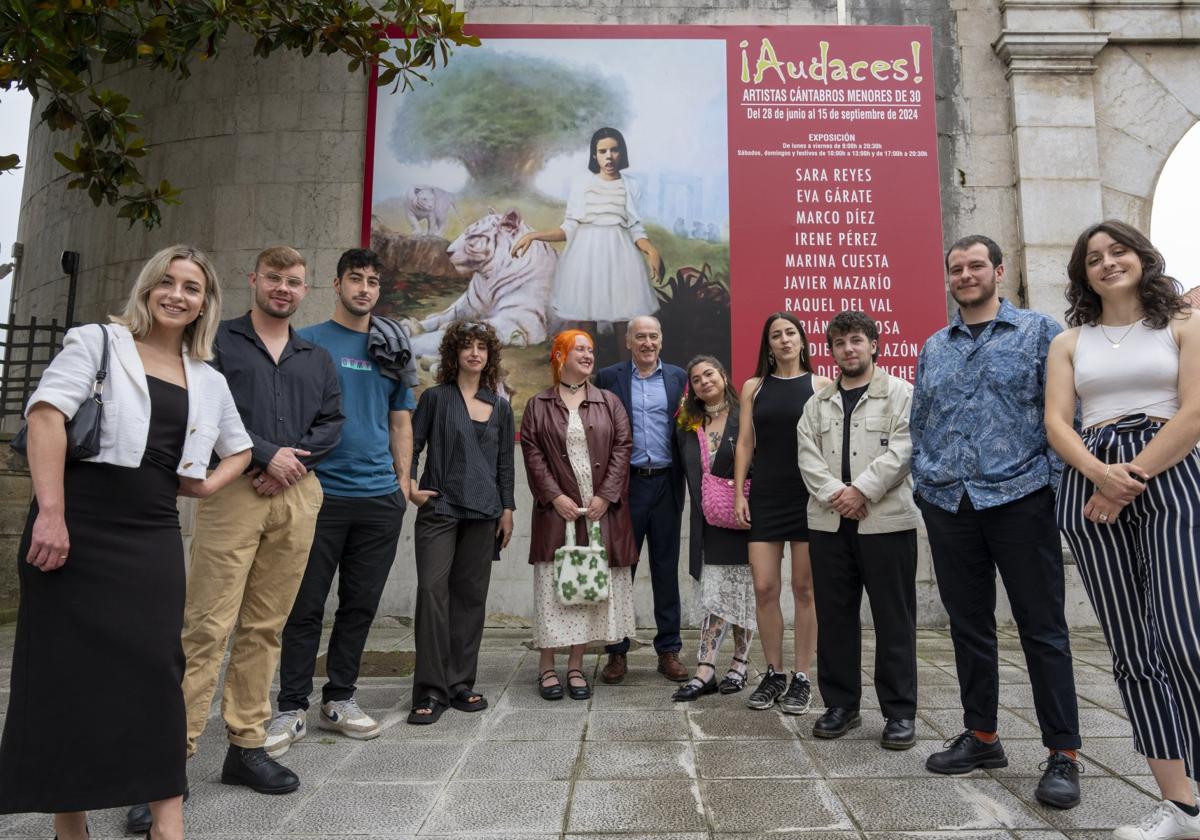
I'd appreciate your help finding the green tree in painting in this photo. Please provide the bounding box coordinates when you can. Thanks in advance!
[390,51,628,194]
[0,1,478,229]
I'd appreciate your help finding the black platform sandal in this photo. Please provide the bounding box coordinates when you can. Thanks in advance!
[673,662,718,701]
[719,656,749,694]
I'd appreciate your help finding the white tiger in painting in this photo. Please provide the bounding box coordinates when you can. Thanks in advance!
[403,209,557,358]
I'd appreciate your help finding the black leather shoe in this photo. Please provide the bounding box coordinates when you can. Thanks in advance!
[881,718,917,750]
[672,675,717,702]
[812,707,861,739]
[1035,752,1082,809]
[126,786,186,833]
[926,730,1008,774]
[126,802,152,834]
[220,744,300,794]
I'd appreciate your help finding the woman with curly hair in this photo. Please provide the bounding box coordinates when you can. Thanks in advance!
[407,321,515,725]
[520,329,638,701]
[1045,220,1200,839]
[672,355,756,702]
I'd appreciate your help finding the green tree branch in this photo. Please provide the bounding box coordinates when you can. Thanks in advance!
[0,0,478,228]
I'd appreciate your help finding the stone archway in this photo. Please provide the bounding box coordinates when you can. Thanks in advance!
[993,3,1200,317]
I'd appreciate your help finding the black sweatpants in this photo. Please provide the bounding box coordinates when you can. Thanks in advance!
[810,523,918,719]
[277,491,404,712]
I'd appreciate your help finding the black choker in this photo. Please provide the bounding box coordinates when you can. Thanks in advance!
[560,381,586,393]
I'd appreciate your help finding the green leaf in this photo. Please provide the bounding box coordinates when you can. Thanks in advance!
[0,154,21,172]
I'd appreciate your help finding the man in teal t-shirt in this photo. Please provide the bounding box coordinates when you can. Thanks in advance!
[268,248,415,754]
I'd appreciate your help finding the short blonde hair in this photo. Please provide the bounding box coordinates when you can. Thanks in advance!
[255,245,306,273]
[111,245,223,361]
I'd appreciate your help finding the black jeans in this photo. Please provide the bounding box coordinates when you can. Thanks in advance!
[919,487,1081,749]
[277,491,404,711]
[607,471,683,655]
[810,523,918,718]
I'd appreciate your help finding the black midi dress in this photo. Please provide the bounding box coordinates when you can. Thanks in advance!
[747,373,815,542]
[0,376,190,814]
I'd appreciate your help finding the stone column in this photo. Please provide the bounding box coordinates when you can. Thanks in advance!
[993,30,1108,316]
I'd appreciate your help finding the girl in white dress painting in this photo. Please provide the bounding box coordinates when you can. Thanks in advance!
[512,127,663,359]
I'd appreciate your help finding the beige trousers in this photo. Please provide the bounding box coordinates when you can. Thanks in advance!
[181,473,323,752]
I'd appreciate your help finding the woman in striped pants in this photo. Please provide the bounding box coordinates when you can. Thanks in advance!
[1045,220,1200,840]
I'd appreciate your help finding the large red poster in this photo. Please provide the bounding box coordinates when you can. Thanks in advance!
[364,25,943,412]
[725,28,943,383]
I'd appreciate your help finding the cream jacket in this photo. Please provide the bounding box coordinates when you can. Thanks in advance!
[796,366,920,534]
[26,323,252,478]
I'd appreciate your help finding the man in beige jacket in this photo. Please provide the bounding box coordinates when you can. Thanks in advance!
[796,310,920,750]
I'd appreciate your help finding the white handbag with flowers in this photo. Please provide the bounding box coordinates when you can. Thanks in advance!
[553,512,611,606]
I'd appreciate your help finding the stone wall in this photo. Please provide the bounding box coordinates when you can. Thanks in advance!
[0,440,30,622]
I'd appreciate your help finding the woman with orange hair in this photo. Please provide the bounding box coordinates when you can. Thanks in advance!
[520,330,638,701]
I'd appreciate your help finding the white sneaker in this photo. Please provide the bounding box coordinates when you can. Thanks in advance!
[1114,801,1200,840]
[319,698,381,740]
[264,709,306,758]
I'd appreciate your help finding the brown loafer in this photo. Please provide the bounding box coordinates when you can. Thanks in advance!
[600,653,627,684]
[657,651,689,681]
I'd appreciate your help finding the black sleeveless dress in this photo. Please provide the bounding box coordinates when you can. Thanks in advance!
[747,373,815,542]
[0,376,189,814]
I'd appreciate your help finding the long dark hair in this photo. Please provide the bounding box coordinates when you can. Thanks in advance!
[677,355,739,431]
[1065,220,1188,329]
[436,320,504,392]
[587,127,630,173]
[752,312,813,379]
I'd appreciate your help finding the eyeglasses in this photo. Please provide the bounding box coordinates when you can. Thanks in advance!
[257,272,306,291]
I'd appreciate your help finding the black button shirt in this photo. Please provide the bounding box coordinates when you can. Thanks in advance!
[211,313,344,471]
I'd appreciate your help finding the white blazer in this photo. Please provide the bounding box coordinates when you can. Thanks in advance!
[26,323,252,478]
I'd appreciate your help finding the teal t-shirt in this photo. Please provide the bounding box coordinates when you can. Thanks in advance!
[297,320,415,497]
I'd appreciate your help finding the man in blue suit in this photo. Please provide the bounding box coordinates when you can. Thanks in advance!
[595,315,689,683]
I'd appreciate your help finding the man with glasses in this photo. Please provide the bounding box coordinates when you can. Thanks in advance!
[129,246,344,830]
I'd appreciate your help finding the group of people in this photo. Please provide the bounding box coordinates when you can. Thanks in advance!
[0,217,1196,840]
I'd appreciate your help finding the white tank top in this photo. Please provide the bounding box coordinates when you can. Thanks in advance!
[1074,320,1180,428]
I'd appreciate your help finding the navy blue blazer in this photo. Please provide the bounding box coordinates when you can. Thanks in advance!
[595,361,687,513]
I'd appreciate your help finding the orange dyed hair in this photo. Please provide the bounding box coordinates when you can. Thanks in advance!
[550,329,593,384]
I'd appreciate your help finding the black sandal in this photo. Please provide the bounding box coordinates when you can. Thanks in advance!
[719,656,749,694]
[407,696,447,725]
[566,668,591,700]
[450,688,488,712]
[539,669,564,701]
[673,662,718,701]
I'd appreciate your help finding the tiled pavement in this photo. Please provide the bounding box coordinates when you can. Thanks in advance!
[0,623,1160,839]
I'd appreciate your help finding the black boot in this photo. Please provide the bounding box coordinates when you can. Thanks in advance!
[126,803,152,834]
[1035,752,1082,809]
[220,744,300,794]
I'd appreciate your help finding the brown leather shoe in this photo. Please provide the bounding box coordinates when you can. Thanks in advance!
[600,653,627,684]
[657,651,689,681]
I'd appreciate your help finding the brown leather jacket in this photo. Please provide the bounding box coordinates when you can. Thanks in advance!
[519,383,639,567]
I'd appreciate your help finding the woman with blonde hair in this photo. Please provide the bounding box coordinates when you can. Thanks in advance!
[520,329,638,700]
[0,245,253,839]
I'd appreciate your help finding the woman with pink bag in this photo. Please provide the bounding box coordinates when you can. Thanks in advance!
[671,356,757,701]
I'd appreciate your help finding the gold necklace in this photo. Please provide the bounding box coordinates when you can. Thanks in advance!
[1099,322,1137,349]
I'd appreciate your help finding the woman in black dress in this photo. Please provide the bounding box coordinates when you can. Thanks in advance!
[673,356,756,701]
[733,312,831,713]
[0,246,252,840]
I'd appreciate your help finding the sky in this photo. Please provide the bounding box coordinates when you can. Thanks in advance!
[1,88,1197,302]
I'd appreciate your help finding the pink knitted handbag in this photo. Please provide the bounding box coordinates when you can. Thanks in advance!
[696,426,749,530]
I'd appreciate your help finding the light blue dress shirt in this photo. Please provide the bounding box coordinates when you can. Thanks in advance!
[630,360,672,468]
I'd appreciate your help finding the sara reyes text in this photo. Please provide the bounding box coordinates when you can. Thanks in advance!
[739,38,924,87]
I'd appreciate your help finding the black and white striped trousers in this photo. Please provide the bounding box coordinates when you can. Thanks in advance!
[1057,415,1200,778]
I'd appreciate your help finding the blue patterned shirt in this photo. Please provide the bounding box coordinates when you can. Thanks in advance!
[910,299,1063,512]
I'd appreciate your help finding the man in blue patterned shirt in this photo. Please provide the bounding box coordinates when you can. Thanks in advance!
[911,235,1082,810]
